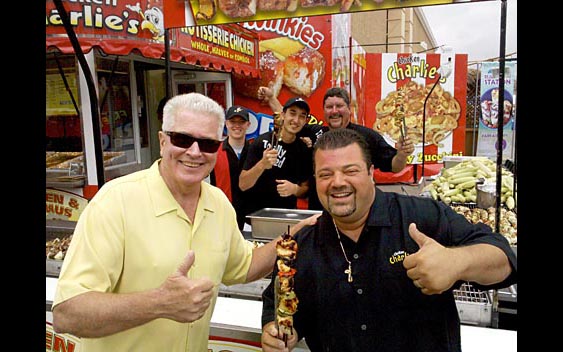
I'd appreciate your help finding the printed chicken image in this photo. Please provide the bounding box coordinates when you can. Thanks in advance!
[232,50,284,100]
[196,0,217,20]
[300,0,339,6]
[218,0,257,17]
[125,3,165,41]
[235,37,325,101]
[258,0,298,11]
[282,46,326,97]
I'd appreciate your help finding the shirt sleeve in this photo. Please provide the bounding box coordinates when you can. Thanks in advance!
[367,130,397,172]
[53,198,125,308]
[243,135,267,171]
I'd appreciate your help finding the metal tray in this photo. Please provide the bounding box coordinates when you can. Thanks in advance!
[247,208,321,239]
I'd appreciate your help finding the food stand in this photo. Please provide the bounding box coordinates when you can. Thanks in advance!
[46,0,516,349]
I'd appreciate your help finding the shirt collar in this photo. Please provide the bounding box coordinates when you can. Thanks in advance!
[146,160,217,218]
[316,187,392,244]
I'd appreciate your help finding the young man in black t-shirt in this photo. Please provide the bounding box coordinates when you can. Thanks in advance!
[240,97,313,216]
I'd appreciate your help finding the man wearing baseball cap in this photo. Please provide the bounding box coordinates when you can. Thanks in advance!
[257,86,414,210]
[239,97,312,215]
[210,105,252,230]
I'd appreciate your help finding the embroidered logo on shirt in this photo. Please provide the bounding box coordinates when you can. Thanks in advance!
[388,250,410,264]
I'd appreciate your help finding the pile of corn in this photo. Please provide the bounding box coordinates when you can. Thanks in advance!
[422,158,516,209]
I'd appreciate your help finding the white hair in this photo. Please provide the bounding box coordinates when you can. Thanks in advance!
[162,93,225,139]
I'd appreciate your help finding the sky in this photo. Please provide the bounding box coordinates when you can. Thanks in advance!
[421,0,517,63]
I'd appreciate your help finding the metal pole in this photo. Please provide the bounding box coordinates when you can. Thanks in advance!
[491,0,508,330]
[495,0,508,234]
[53,0,105,188]
[421,75,442,178]
[165,28,172,100]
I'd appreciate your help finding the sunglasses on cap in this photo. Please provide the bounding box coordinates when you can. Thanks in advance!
[164,131,223,153]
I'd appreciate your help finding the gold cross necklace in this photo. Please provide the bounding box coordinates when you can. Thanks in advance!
[332,218,353,283]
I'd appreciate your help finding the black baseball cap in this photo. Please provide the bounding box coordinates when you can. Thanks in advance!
[226,105,250,121]
[283,97,310,115]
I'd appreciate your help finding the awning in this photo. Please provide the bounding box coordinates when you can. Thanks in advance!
[46,0,259,77]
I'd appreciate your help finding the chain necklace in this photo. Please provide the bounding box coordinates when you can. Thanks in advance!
[332,218,353,283]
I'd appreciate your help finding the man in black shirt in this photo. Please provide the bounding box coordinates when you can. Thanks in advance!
[258,86,414,210]
[239,97,313,215]
[260,129,516,352]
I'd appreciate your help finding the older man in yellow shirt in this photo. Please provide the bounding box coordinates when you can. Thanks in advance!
[52,93,299,351]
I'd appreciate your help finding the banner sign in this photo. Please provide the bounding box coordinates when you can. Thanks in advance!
[46,73,79,116]
[46,320,81,352]
[46,188,89,221]
[167,0,497,27]
[172,24,259,75]
[350,37,367,126]
[365,53,468,165]
[476,61,516,159]
[233,15,335,124]
[46,0,259,76]
[331,14,351,91]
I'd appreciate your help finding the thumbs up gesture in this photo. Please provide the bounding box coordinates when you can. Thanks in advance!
[402,223,459,295]
[158,250,215,323]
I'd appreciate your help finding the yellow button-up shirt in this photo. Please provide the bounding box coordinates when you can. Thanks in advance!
[53,160,254,351]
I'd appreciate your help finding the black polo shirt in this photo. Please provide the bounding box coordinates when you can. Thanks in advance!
[262,189,517,352]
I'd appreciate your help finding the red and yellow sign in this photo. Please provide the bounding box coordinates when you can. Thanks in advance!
[164,0,495,27]
[46,322,81,352]
[46,188,88,222]
[365,53,468,165]
[46,0,259,77]
[233,16,333,124]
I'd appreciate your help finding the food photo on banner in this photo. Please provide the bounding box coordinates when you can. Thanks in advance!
[476,61,516,160]
[163,0,497,26]
[230,15,336,138]
[365,52,468,170]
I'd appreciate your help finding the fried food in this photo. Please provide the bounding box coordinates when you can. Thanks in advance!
[217,0,257,17]
[195,0,217,20]
[374,81,461,146]
[283,46,326,97]
[259,37,305,61]
[232,50,284,99]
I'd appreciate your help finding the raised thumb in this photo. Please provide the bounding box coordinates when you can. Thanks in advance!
[408,223,429,248]
[176,250,195,276]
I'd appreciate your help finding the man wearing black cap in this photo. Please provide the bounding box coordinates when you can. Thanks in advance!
[258,86,414,210]
[210,105,252,230]
[239,97,313,215]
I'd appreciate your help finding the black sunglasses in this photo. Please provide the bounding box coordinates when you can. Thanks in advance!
[164,131,222,153]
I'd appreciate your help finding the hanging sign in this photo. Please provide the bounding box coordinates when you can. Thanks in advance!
[365,53,468,165]
[164,0,497,27]
[476,61,516,159]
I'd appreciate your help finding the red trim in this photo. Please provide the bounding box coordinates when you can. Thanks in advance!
[82,185,99,200]
[46,1,259,77]
[214,144,233,202]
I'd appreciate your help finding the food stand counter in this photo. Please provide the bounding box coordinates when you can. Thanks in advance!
[46,277,516,351]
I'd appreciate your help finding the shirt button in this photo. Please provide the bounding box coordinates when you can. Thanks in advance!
[353,253,359,259]
[357,288,363,295]
[361,324,367,331]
